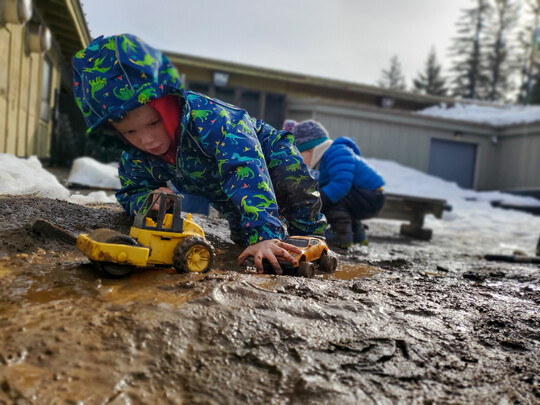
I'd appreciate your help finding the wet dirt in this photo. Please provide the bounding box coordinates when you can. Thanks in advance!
[0,195,538,404]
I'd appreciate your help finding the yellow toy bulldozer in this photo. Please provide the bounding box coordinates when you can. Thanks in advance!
[77,192,214,276]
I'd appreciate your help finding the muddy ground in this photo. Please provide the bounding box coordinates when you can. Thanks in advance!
[0,195,538,404]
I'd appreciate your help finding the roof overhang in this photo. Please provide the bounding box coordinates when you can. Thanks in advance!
[165,49,489,111]
[34,0,90,65]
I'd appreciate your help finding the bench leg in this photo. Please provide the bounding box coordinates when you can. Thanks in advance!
[400,213,433,240]
[400,224,433,240]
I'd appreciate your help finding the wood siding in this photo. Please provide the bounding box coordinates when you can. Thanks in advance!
[0,23,60,158]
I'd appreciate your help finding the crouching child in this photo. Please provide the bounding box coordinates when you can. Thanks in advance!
[286,120,385,248]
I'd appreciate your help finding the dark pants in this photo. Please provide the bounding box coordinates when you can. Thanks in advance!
[323,188,386,237]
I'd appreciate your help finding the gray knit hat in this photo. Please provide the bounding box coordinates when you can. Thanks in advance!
[290,120,329,152]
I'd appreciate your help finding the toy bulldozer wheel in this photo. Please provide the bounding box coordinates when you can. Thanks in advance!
[88,228,138,277]
[173,236,214,273]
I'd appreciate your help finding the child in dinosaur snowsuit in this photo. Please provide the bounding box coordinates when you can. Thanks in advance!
[286,120,385,248]
[72,34,326,273]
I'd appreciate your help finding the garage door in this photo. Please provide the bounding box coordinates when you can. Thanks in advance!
[428,139,477,189]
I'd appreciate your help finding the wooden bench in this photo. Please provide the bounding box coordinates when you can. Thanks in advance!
[376,193,449,240]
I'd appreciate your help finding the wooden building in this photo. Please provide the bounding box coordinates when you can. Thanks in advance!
[0,0,89,159]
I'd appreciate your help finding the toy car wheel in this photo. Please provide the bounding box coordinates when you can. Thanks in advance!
[319,251,338,273]
[87,228,138,277]
[262,259,274,274]
[296,260,315,278]
[173,236,214,273]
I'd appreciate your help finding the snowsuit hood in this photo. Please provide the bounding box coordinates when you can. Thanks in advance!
[333,137,361,155]
[319,136,384,204]
[72,34,184,135]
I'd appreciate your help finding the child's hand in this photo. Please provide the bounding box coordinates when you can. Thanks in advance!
[237,239,302,274]
[151,187,174,212]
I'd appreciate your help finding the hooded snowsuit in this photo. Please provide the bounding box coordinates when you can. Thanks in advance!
[316,137,385,246]
[72,34,325,246]
[318,137,384,206]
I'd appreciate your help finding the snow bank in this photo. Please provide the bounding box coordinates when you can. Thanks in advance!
[0,154,116,204]
[0,154,70,200]
[67,157,121,189]
[366,158,540,208]
[367,157,540,253]
[417,103,540,127]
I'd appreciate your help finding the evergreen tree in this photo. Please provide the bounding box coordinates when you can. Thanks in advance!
[448,0,492,99]
[378,55,407,91]
[517,0,540,104]
[413,48,448,96]
[485,0,519,102]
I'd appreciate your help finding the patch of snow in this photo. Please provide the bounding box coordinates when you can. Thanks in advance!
[367,157,540,254]
[67,157,121,189]
[367,158,540,207]
[0,154,116,204]
[69,191,117,204]
[0,154,70,200]
[416,103,540,127]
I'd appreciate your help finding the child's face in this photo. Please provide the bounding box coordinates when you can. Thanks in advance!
[300,150,313,167]
[112,104,171,156]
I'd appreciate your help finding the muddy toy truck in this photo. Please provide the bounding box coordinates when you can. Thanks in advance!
[77,192,214,277]
[264,235,338,278]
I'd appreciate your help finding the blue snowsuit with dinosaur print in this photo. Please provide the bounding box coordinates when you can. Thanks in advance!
[72,34,326,246]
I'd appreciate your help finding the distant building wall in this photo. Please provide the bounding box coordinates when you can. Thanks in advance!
[497,124,540,191]
[286,98,521,191]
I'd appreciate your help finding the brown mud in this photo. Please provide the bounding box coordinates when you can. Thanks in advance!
[0,195,538,404]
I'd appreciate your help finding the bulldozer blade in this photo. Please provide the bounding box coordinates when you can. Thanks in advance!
[29,218,78,245]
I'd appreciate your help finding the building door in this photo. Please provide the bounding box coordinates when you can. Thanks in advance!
[428,139,477,189]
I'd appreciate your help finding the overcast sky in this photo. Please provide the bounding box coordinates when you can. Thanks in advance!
[81,0,473,88]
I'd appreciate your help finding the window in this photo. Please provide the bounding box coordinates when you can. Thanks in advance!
[40,56,52,122]
[239,90,260,118]
[264,93,286,129]
[188,81,209,95]
[215,87,235,104]
[287,238,309,248]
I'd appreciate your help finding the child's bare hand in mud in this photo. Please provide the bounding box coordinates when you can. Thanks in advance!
[237,239,302,274]
[151,187,174,212]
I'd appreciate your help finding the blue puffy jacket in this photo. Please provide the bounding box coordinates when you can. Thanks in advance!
[318,137,384,204]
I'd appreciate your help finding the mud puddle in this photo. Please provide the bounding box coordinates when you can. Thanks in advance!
[0,195,538,404]
[329,263,382,280]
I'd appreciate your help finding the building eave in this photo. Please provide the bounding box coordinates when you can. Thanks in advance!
[165,49,492,111]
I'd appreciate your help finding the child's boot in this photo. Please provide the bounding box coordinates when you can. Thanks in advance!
[352,221,369,246]
[324,210,353,249]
